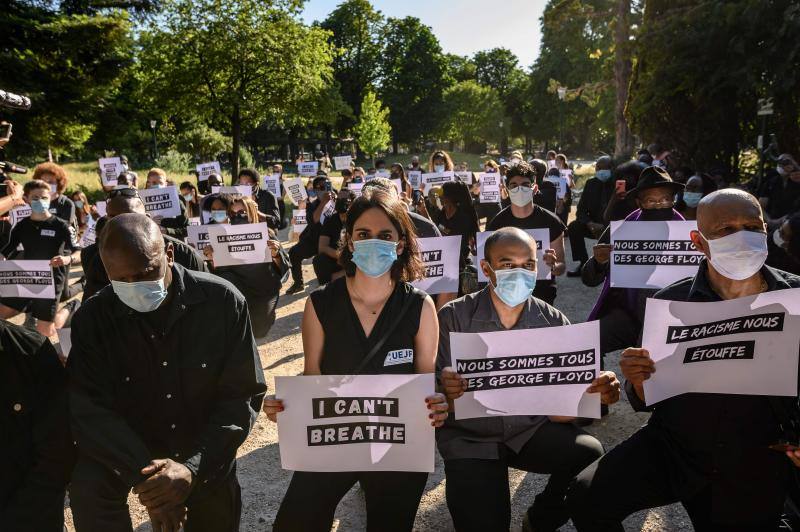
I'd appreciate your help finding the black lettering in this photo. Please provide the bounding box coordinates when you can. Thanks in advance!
[666,312,784,344]
[683,340,755,363]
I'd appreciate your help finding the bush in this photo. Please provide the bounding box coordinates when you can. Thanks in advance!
[155,149,192,173]
[238,146,255,170]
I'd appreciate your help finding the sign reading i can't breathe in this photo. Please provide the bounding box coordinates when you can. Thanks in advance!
[641,288,800,406]
[186,224,211,251]
[610,220,703,289]
[411,235,461,295]
[451,321,601,420]
[275,374,435,472]
[139,186,182,219]
[206,222,271,267]
[0,260,56,299]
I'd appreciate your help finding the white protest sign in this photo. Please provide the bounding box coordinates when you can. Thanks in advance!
[196,162,221,182]
[284,178,308,206]
[207,222,270,267]
[9,205,31,227]
[0,260,55,299]
[57,327,72,360]
[98,157,123,187]
[454,171,472,184]
[545,175,568,199]
[411,236,461,295]
[475,229,552,283]
[375,169,391,179]
[408,171,422,190]
[139,186,182,219]
[334,155,353,171]
[276,374,435,473]
[610,220,702,289]
[422,171,455,194]
[79,224,97,248]
[94,201,107,218]
[348,183,364,198]
[298,161,319,177]
[479,172,501,203]
[186,224,211,251]
[211,185,253,197]
[320,200,336,224]
[452,321,601,419]
[263,174,281,197]
[292,209,307,234]
[188,217,201,226]
[642,289,800,406]
[391,179,403,195]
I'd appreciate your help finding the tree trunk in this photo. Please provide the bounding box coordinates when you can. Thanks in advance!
[613,0,635,160]
[231,104,241,182]
[392,132,398,156]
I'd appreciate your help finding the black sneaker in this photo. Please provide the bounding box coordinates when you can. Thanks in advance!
[566,263,585,277]
[286,282,305,295]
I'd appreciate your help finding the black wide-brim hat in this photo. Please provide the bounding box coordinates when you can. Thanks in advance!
[627,165,684,198]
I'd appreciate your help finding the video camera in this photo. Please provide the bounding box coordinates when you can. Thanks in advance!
[0,89,32,195]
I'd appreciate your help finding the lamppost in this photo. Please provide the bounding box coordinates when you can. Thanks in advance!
[150,120,158,161]
[557,87,567,151]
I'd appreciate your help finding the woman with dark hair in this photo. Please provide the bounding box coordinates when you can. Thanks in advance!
[264,188,448,532]
[70,190,91,233]
[179,180,202,218]
[768,213,800,275]
[428,150,454,173]
[390,162,412,201]
[434,181,479,269]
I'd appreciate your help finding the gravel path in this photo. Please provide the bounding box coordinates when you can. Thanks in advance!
[63,230,693,531]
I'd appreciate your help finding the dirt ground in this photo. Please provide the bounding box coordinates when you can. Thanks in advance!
[62,225,693,531]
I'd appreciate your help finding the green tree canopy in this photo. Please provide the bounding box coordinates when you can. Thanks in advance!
[441,81,504,151]
[354,89,391,163]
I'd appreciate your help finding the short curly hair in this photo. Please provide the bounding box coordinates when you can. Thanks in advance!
[32,162,68,192]
[504,161,535,183]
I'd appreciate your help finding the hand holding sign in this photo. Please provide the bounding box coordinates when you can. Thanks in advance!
[441,366,467,400]
[592,243,613,264]
[619,348,655,402]
[425,393,449,427]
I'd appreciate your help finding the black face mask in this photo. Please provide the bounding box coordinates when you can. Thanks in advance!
[640,207,675,221]
[335,199,350,214]
[231,212,249,225]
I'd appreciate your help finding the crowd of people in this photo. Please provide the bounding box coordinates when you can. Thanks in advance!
[2,145,800,532]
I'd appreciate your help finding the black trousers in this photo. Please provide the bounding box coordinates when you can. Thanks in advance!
[566,426,784,531]
[69,456,241,532]
[250,293,279,339]
[274,470,427,532]
[567,220,593,264]
[312,253,342,286]
[444,422,603,532]
[288,238,318,284]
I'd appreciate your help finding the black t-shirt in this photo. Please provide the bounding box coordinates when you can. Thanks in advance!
[49,195,76,226]
[486,204,566,243]
[320,214,344,249]
[409,211,441,238]
[311,278,425,375]
[436,209,475,264]
[1,216,74,290]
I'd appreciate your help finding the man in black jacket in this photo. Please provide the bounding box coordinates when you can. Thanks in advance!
[567,189,800,530]
[68,214,266,531]
[566,156,615,276]
[0,321,74,531]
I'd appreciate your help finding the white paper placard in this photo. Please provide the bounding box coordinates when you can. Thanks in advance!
[545,176,568,199]
[98,157,123,187]
[79,224,97,248]
[642,289,800,406]
[292,209,307,234]
[454,171,472,184]
[94,201,107,218]
[411,236,461,295]
[196,161,221,182]
[479,172,501,203]
[610,220,702,289]
[298,161,319,177]
[276,374,435,472]
[375,169,391,179]
[348,183,364,198]
[186,224,211,251]
[263,174,281,197]
[451,321,601,419]
[408,171,422,190]
[284,178,308,206]
[9,205,31,227]
[422,171,455,194]
[475,229,552,283]
[207,222,270,266]
[0,260,55,299]
[139,186,182,219]
[334,155,353,171]
[57,327,72,360]
[188,217,201,226]
[211,185,253,197]
[391,179,403,195]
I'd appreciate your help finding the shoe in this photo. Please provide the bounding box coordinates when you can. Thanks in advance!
[566,263,585,277]
[286,282,304,295]
[61,300,81,328]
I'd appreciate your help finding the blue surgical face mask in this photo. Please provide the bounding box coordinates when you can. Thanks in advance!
[182,193,194,202]
[351,239,398,277]
[148,183,165,189]
[74,200,84,209]
[596,169,612,182]
[210,210,228,223]
[683,191,703,208]
[490,267,537,308]
[111,276,168,313]
[435,165,446,173]
[30,198,50,214]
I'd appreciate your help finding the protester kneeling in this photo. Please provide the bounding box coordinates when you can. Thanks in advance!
[437,227,620,531]
[263,189,448,531]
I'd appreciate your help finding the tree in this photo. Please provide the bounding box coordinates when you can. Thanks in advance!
[353,90,391,164]
[441,81,504,152]
[137,0,337,177]
[379,17,450,152]
[319,0,384,132]
[473,48,525,153]
[613,0,635,159]
[444,54,477,83]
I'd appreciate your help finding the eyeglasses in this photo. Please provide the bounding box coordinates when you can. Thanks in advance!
[507,183,533,191]
[107,187,140,199]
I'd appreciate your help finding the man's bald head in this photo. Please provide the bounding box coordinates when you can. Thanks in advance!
[100,214,171,283]
[696,189,763,236]
[484,227,537,263]
[106,195,146,218]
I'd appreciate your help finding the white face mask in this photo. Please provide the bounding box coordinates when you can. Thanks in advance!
[435,165,445,174]
[509,185,533,207]
[704,230,768,281]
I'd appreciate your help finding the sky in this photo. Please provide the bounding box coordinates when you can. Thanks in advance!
[301,0,547,70]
